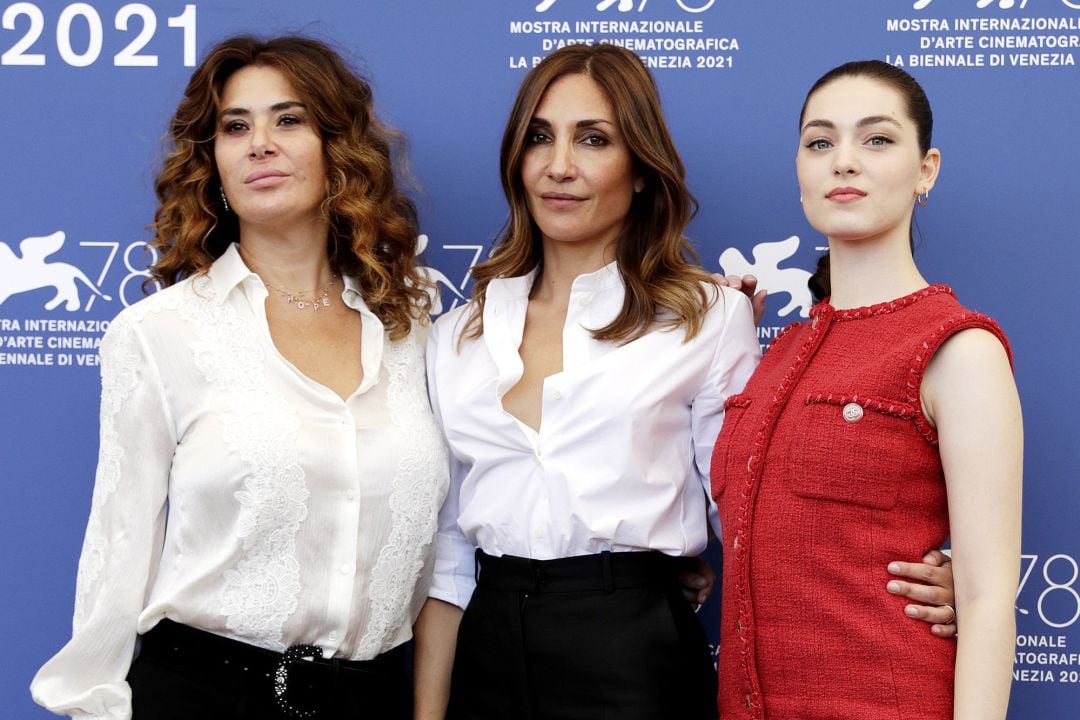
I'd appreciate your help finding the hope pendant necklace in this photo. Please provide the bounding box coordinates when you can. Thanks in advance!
[263,274,338,312]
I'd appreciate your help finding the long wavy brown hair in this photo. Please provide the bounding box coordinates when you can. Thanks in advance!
[149,35,431,339]
[461,44,713,344]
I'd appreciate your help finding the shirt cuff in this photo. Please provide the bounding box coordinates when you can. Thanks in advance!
[429,530,477,610]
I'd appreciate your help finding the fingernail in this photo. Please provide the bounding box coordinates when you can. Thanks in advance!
[887,562,901,574]
[905,606,919,617]
[886,581,901,594]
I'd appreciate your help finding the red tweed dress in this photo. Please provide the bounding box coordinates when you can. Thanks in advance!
[710,285,1009,719]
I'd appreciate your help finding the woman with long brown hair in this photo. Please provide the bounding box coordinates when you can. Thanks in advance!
[414,44,957,720]
[31,35,447,719]
[418,42,750,720]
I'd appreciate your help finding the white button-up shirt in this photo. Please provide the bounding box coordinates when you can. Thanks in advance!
[426,263,760,608]
[31,244,448,720]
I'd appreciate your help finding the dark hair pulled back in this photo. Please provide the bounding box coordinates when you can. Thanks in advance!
[800,60,933,301]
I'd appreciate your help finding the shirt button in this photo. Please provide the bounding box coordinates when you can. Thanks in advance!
[842,403,864,423]
[552,389,562,399]
[345,490,356,502]
[340,564,352,575]
[328,631,339,642]
[534,528,543,538]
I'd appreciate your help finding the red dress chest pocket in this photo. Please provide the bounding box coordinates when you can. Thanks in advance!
[783,392,924,511]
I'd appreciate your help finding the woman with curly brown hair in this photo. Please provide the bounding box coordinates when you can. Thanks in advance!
[30,35,447,719]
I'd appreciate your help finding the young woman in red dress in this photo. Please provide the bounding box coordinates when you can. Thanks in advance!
[711,61,1022,720]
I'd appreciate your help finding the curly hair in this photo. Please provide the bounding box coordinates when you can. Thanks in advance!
[149,35,431,339]
[461,43,713,345]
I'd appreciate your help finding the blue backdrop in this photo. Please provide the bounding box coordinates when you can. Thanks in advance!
[3,1,1078,717]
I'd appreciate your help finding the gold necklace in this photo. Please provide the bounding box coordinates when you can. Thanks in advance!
[262,274,338,312]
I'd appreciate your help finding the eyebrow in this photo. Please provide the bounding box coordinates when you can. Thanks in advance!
[801,115,903,133]
[219,100,306,118]
[529,117,616,129]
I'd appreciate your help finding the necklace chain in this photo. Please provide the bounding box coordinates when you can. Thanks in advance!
[262,274,338,312]
[236,246,338,312]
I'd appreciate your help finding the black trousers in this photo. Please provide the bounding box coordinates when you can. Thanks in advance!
[126,619,411,719]
[447,551,718,720]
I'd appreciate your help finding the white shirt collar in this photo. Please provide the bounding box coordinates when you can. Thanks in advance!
[206,243,385,394]
[485,260,623,301]
[205,242,257,304]
[207,244,378,318]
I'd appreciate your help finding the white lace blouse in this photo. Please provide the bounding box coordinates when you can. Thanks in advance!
[30,244,449,720]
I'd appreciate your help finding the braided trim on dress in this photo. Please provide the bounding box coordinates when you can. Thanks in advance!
[827,284,954,322]
[804,392,918,419]
[731,309,831,718]
[905,311,1013,446]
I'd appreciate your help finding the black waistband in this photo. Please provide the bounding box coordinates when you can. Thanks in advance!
[139,619,406,682]
[475,549,686,593]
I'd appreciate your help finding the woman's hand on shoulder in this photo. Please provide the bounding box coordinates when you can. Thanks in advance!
[711,274,767,326]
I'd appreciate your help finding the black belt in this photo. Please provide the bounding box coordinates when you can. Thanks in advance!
[138,619,406,718]
[475,549,686,594]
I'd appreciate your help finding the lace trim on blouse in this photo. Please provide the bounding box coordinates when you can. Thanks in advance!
[74,274,444,654]
[73,289,180,627]
[171,275,309,649]
[357,330,447,656]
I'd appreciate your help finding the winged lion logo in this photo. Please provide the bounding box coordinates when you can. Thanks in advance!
[0,231,112,311]
[718,235,813,319]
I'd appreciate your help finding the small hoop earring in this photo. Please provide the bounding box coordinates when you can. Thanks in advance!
[220,186,231,213]
[916,190,929,207]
